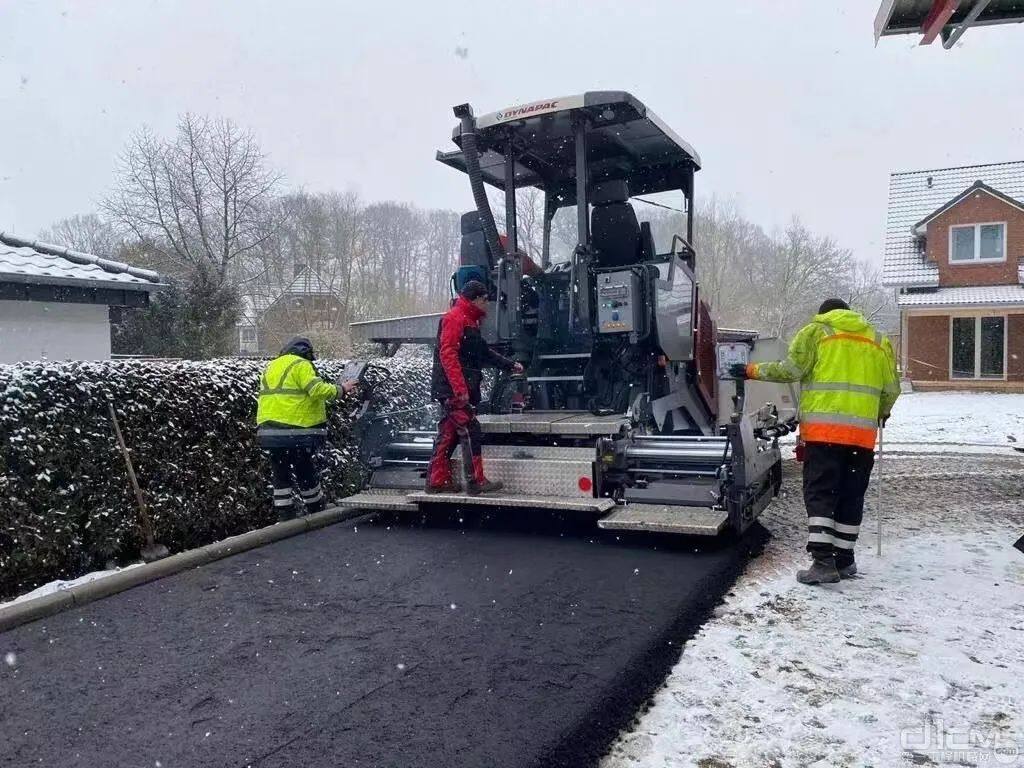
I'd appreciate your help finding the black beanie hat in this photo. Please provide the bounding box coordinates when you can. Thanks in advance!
[460,280,489,301]
[818,298,850,314]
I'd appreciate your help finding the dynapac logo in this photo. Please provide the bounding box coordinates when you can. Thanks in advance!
[494,101,559,121]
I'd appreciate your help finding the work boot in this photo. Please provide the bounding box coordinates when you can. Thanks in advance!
[835,556,857,579]
[425,479,462,494]
[277,507,297,523]
[796,554,841,585]
[466,478,504,496]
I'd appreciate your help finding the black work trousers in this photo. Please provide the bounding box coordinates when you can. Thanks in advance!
[802,442,875,563]
[267,446,324,519]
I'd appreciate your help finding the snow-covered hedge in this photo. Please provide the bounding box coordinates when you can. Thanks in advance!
[0,356,431,601]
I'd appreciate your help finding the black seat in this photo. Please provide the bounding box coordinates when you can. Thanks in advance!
[590,180,640,268]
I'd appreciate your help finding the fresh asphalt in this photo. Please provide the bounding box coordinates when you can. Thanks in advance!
[1,506,766,768]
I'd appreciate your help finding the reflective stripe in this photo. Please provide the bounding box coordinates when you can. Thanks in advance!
[258,427,329,437]
[822,332,883,350]
[801,423,877,450]
[818,323,835,336]
[274,497,294,508]
[803,382,882,397]
[802,412,879,430]
[807,532,834,545]
[874,331,883,346]
[832,537,856,550]
[303,377,325,393]
[833,521,860,535]
[300,485,323,498]
[260,359,307,395]
[807,516,836,529]
[301,491,323,505]
[273,487,293,497]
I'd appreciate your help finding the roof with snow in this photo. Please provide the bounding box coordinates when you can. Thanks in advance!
[883,161,1024,287]
[912,180,1024,235]
[238,266,340,326]
[897,284,1024,308]
[0,232,163,293]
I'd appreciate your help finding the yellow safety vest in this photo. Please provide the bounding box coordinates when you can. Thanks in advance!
[256,354,338,429]
[748,309,900,450]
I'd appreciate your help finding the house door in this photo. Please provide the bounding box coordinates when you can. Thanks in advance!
[950,316,1005,379]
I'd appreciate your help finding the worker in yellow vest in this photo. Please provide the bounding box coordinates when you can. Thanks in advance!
[730,299,900,585]
[256,337,358,520]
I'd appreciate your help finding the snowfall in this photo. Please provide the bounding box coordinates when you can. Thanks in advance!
[3,392,1023,767]
[604,391,1024,768]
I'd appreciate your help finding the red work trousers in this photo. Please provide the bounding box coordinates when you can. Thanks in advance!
[427,402,486,486]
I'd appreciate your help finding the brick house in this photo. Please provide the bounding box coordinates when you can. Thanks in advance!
[883,161,1024,391]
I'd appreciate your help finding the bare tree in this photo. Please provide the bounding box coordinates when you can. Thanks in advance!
[103,114,281,284]
[38,214,123,257]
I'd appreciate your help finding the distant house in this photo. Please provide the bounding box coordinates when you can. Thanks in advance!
[883,162,1024,391]
[236,265,344,356]
[0,232,163,364]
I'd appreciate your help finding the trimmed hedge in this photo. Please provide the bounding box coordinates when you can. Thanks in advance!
[0,356,431,601]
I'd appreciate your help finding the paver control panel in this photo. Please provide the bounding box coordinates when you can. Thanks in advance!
[596,269,640,334]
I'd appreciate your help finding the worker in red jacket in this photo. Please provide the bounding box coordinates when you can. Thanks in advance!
[426,280,523,495]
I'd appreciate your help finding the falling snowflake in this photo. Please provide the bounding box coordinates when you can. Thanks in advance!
[4,652,16,667]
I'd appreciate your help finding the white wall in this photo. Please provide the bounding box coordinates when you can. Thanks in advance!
[0,300,111,363]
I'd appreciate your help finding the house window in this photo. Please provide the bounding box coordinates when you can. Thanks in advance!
[950,316,1005,379]
[240,327,257,344]
[949,223,1006,263]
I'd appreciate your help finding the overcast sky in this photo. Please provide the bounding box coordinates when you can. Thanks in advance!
[2,1,1022,266]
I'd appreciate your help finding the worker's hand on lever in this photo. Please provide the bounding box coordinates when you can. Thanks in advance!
[728,363,750,380]
[511,362,525,375]
[341,379,361,395]
[879,413,890,428]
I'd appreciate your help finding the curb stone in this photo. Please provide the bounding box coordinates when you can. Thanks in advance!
[0,505,374,634]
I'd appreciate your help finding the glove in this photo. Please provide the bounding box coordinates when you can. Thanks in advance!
[728,363,749,380]
[879,414,890,428]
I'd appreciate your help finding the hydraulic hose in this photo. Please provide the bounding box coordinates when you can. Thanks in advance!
[454,104,507,266]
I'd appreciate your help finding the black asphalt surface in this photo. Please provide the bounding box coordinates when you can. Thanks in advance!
[1,508,766,768]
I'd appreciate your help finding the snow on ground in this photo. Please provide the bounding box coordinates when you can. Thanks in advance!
[604,452,1024,768]
[883,391,1024,448]
[779,391,1024,457]
[0,564,141,611]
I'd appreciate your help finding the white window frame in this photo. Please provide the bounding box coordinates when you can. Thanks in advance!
[948,222,1007,264]
[948,314,1007,380]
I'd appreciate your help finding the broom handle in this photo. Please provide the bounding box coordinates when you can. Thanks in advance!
[876,425,883,557]
[108,402,157,548]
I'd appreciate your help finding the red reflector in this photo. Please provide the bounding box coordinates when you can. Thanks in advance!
[578,476,593,492]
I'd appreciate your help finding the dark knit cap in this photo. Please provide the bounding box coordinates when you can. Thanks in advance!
[818,298,850,314]
[460,280,489,301]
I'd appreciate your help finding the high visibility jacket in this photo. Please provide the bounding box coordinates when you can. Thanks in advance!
[256,353,338,435]
[747,309,900,450]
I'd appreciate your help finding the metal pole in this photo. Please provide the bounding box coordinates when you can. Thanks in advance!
[876,425,884,557]
[108,401,168,562]
[504,140,518,251]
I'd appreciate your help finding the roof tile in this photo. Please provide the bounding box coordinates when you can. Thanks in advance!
[883,161,1024,287]
[0,232,162,292]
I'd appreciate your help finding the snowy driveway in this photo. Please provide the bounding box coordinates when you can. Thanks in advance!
[604,452,1024,768]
